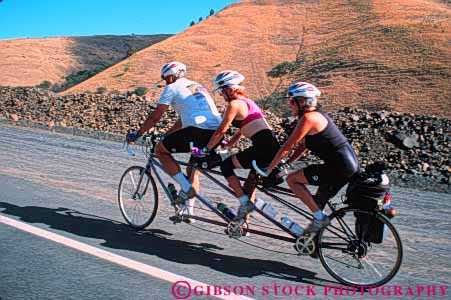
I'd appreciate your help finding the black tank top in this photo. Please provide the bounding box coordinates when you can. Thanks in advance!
[305,110,348,162]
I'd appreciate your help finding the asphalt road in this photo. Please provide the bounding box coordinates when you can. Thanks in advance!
[0,125,450,300]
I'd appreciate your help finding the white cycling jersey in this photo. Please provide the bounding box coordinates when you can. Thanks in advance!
[157,78,222,130]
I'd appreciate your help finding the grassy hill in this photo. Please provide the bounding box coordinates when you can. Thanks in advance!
[0,34,171,89]
[62,0,450,117]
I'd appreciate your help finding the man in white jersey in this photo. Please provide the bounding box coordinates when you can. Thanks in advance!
[126,62,222,222]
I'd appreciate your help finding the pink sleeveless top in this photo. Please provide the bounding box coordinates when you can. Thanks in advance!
[232,98,265,128]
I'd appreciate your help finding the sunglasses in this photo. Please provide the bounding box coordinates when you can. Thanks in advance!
[215,85,231,94]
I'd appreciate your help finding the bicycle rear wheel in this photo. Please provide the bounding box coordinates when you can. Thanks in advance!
[317,207,402,287]
[118,166,158,229]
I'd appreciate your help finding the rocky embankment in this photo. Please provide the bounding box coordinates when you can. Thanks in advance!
[1,86,450,192]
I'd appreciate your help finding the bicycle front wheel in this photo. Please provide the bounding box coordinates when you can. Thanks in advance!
[118,166,159,229]
[317,207,402,287]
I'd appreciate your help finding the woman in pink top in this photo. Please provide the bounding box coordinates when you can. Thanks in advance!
[204,71,280,219]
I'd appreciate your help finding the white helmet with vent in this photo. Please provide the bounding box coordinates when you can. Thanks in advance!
[287,82,321,107]
[213,70,245,93]
[160,61,186,80]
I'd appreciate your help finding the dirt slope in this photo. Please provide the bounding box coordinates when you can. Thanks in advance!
[0,35,170,87]
[63,0,450,117]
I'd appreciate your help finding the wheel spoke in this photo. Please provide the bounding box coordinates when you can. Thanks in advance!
[129,172,137,190]
[318,208,402,287]
[361,258,384,278]
[118,167,158,229]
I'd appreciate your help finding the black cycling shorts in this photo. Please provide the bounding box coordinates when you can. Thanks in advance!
[303,143,360,206]
[236,129,280,169]
[162,126,215,153]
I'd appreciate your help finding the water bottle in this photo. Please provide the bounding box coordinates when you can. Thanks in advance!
[281,216,304,236]
[167,183,178,203]
[254,198,277,219]
[217,203,237,220]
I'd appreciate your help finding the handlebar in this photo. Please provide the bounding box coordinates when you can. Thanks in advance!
[123,133,163,158]
[252,160,290,178]
[189,140,229,158]
[252,160,270,177]
[190,143,206,157]
[124,141,136,157]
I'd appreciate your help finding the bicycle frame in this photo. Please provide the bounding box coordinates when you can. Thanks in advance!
[121,138,403,287]
[129,137,357,245]
[145,154,299,243]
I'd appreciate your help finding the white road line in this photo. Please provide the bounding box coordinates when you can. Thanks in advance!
[0,215,255,300]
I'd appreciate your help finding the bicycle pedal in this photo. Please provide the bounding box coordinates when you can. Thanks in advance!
[223,228,250,238]
[168,215,182,224]
[226,220,249,238]
[180,214,196,224]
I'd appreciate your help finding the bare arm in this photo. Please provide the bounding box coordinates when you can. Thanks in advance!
[138,104,168,135]
[225,129,243,149]
[206,102,239,150]
[267,116,313,171]
[286,140,308,164]
[164,118,182,136]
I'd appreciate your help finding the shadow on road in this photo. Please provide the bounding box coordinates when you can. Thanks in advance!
[0,202,334,285]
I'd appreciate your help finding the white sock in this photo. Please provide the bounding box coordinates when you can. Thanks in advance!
[313,210,325,220]
[238,195,249,206]
[186,198,195,215]
[173,172,192,192]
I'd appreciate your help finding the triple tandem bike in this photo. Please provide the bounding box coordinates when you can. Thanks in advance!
[118,134,402,288]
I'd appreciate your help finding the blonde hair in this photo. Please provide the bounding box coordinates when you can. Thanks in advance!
[231,87,249,98]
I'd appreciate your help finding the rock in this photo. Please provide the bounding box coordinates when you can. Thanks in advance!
[351,114,360,122]
[10,114,19,121]
[403,136,419,149]
[389,132,420,149]
[1,86,450,188]
[47,120,55,128]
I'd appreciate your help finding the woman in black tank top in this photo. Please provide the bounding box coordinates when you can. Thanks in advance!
[267,82,359,234]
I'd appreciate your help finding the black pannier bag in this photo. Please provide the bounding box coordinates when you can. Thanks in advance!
[345,161,391,244]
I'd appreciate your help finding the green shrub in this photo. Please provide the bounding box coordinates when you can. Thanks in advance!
[96,86,107,94]
[126,47,137,57]
[258,92,290,116]
[110,90,120,95]
[36,80,51,89]
[267,61,298,78]
[51,66,107,92]
[134,86,148,96]
[51,83,61,92]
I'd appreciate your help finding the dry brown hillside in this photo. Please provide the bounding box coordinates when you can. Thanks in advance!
[0,35,170,87]
[64,0,451,118]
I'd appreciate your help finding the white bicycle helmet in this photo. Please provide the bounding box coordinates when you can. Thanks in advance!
[287,82,321,107]
[213,70,245,93]
[287,82,321,98]
[160,61,186,80]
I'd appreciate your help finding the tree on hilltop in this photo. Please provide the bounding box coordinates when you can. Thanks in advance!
[209,9,215,16]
